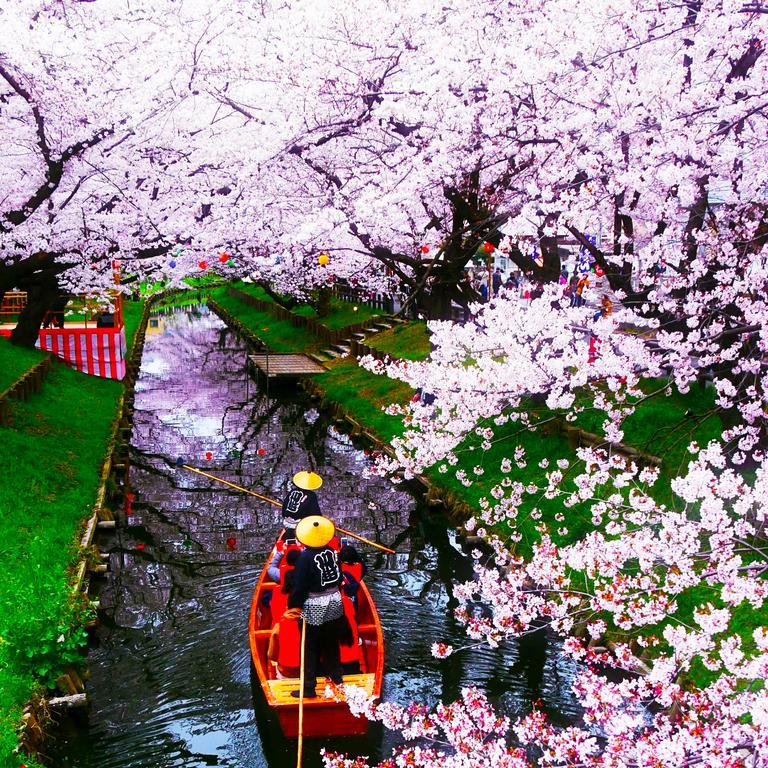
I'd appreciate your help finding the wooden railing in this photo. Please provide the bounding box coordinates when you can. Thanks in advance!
[0,291,27,321]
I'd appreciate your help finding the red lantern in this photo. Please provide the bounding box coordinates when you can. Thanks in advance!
[219,252,229,263]
[135,543,146,551]
[226,537,237,550]
[420,245,430,254]
[257,448,266,455]
[594,264,605,277]
[199,260,208,269]
[205,451,212,460]
[482,241,495,254]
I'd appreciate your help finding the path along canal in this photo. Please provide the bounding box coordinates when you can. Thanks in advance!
[50,304,580,767]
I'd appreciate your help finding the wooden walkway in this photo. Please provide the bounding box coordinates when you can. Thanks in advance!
[248,353,326,378]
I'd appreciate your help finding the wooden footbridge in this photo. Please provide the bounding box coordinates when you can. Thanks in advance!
[248,353,327,379]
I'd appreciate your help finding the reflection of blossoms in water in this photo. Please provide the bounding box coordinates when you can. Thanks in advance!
[328,425,354,447]
[304,408,320,424]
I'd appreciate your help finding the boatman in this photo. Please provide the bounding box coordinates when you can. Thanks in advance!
[290,515,351,698]
[281,471,323,533]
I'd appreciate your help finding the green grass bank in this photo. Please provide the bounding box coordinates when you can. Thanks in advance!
[0,300,144,767]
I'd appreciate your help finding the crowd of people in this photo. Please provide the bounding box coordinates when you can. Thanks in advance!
[465,265,599,305]
[265,470,369,698]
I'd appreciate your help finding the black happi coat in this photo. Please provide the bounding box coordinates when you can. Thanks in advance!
[291,546,342,607]
[281,485,321,525]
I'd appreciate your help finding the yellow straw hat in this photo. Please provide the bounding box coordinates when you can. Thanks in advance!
[293,471,323,491]
[296,516,335,548]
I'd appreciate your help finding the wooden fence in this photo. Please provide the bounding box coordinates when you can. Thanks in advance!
[0,356,53,426]
[332,285,394,312]
[227,286,379,346]
[348,338,388,361]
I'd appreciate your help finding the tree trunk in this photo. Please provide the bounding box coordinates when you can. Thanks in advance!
[316,287,332,318]
[10,277,59,348]
[425,283,457,320]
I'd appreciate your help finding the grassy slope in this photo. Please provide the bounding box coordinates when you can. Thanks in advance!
[0,301,143,767]
[366,322,431,361]
[313,359,413,443]
[208,286,320,353]
[0,342,47,393]
[234,281,382,330]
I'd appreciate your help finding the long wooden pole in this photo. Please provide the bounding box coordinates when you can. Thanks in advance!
[334,526,395,555]
[177,464,396,553]
[297,617,307,768]
[180,464,281,506]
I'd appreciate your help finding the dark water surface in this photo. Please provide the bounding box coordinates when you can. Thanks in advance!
[50,305,579,767]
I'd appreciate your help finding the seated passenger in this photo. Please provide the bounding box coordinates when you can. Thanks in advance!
[270,549,300,620]
[340,593,365,675]
[267,543,302,583]
[340,545,367,607]
[267,595,303,679]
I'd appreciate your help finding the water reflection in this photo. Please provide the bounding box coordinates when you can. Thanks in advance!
[50,306,580,767]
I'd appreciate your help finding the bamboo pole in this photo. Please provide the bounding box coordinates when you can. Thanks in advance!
[297,617,307,768]
[176,464,396,553]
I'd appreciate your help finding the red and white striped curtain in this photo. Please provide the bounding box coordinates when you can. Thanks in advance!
[38,327,127,380]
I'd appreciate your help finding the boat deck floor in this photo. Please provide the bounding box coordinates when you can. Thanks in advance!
[266,672,375,706]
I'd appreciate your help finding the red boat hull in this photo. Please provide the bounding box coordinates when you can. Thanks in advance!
[249,544,384,738]
[276,700,368,738]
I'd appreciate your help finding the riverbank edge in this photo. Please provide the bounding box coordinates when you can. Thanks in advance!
[14,300,153,767]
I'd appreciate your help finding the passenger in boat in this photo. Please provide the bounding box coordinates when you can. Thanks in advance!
[290,515,352,698]
[339,545,367,609]
[267,544,302,583]
[269,548,301,620]
[267,594,303,679]
[340,592,365,675]
[281,471,323,532]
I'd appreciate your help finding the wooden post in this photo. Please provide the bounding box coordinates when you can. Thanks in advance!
[297,617,307,768]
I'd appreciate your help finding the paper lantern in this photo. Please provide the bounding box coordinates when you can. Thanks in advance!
[594,264,605,277]
[219,252,230,263]
[227,259,234,267]
[482,241,495,254]
[318,252,330,266]
[169,260,177,268]
[420,245,430,254]
[352,306,359,312]
[205,451,213,460]
[199,260,208,269]
[135,544,145,551]
[257,448,266,455]
[226,537,237,550]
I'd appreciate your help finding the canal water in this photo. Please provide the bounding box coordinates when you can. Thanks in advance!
[50,305,580,767]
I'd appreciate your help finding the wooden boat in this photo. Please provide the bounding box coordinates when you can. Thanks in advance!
[249,546,384,737]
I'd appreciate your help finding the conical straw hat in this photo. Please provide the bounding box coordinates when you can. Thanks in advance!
[296,515,335,548]
[293,470,323,491]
